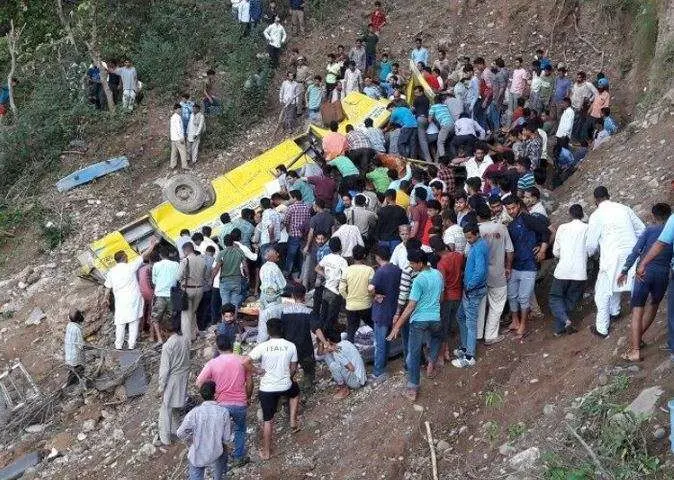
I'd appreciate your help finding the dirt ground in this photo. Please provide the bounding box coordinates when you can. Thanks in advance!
[1,0,674,479]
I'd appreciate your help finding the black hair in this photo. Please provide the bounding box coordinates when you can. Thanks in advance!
[222,303,236,315]
[463,224,479,235]
[267,318,283,338]
[414,186,428,202]
[191,232,204,242]
[216,334,233,352]
[429,235,445,253]
[180,229,190,236]
[593,186,609,200]
[352,245,367,260]
[329,236,342,253]
[569,204,584,220]
[220,213,231,224]
[200,381,216,401]
[290,189,303,201]
[223,234,234,247]
[407,248,427,264]
[652,203,672,221]
[364,117,374,127]
[465,176,482,192]
[375,245,391,260]
[69,310,85,323]
[335,212,347,225]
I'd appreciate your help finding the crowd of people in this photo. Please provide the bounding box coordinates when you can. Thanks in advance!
[61,2,674,479]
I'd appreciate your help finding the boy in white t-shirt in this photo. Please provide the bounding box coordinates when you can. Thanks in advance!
[245,318,300,460]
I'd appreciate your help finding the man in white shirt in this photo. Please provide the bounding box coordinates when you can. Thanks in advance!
[245,318,300,460]
[279,71,300,132]
[549,204,589,336]
[104,238,158,350]
[316,237,348,330]
[450,112,485,157]
[169,103,189,170]
[237,0,251,37]
[151,244,181,344]
[110,59,138,111]
[263,16,287,69]
[332,212,364,260]
[586,187,645,338]
[343,61,363,95]
[555,97,574,139]
[463,141,493,190]
[187,104,205,164]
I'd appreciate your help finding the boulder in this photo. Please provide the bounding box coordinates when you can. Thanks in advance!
[509,447,540,471]
[628,386,664,416]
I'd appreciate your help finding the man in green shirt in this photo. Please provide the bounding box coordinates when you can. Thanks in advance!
[328,155,360,190]
[366,157,392,193]
[212,234,248,308]
[363,24,379,74]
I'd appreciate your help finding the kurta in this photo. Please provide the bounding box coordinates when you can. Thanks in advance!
[104,257,145,325]
[158,333,191,408]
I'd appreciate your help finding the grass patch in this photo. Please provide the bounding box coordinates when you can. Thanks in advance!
[484,390,505,409]
[507,422,526,441]
[544,374,663,479]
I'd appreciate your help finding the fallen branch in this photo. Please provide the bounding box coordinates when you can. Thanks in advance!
[565,424,612,479]
[60,150,86,156]
[424,421,439,480]
[6,20,25,118]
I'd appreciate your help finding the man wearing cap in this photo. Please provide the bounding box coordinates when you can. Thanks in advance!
[586,186,645,338]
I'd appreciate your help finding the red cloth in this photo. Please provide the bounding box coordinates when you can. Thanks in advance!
[409,203,428,241]
[370,10,387,31]
[437,251,464,301]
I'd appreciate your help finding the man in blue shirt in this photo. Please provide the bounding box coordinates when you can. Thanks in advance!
[452,225,489,368]
[621,203,673,361]
[387,249,443,400]
[504,195,550,341]
[410,38,429,66]
[387,102,418,158]
[368,246,402,380]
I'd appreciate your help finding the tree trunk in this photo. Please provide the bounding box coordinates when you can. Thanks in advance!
[85,2,115,112]
[55,0,79,54]
[6,20,22,118]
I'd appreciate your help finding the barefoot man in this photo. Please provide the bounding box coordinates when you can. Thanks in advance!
[245,318,300,460]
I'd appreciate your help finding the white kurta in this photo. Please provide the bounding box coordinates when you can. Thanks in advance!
[104,257,145,325]
[586,200,645,334]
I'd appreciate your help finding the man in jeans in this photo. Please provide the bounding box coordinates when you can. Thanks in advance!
[504,195,550,341]
[387,249,444,400]
[368,246,401,381]
[196,334,252,468]
[339,245,374,342]
[283,189,311,279]
[177,381,231,480]
[549,204,588,336]
[212,234,248,310]
[452,225,489,368]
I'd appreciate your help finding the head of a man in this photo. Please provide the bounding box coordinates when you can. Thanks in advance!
[265,247,280,264]
[593,186,610,206]
[463,225,480,245]
[398,224,411,243]
[407,248,427,272]
[200,381,216,402]
[523,187,540,208]
[503,195,522,218]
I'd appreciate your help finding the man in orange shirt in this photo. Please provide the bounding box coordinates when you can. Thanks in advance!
[321,120,349,160]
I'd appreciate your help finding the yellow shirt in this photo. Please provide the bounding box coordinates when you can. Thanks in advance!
[338,264,374,311]
[395,189,410,209]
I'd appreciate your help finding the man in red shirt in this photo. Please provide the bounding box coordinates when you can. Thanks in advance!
[370,1,387,31]
[196,334,253,467]
[430,236,463,363]
[409,187,429,241]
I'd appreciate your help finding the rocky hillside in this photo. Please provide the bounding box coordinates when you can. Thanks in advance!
[0,0,673,479]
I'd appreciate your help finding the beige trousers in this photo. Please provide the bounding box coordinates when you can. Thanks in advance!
[170,140,188,169]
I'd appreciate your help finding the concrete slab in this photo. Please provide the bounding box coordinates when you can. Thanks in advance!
[0,451,41,480]
[117,350,148,397]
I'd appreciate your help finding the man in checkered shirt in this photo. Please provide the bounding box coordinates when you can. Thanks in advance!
[283,189,312,279]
